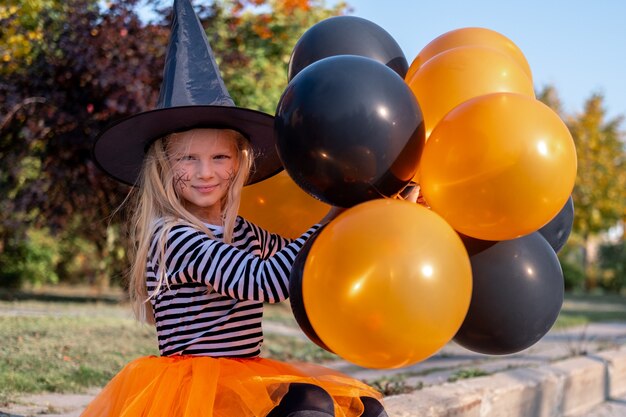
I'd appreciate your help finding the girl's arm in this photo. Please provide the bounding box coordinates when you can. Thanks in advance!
[160,224,319,303]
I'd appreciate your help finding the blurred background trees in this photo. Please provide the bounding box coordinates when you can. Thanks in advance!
[1,0,624,293]
[0,0,346,291]
[538,86,626,292]
[1,0,168,290]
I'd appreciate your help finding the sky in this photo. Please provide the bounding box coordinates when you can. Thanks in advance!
[341,0,626,121]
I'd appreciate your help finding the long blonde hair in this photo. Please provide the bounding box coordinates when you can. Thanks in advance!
[126,129,253,323]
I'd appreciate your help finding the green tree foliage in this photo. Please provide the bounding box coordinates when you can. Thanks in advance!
[0,0,344,289]
[599,241,626,292]
[538,85,626,290]
[0,0,64,75]
[0,229,61,289]
[568,94,626,287]
[569,95,625,238]
[215,0,346,113]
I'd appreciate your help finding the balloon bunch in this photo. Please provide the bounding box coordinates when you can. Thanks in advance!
[245,21,577,366]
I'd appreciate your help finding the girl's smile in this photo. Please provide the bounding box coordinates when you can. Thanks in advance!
[194,185,218,192]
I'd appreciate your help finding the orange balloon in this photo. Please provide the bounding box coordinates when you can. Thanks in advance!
[405,27,532,83]
[302,199,472,369]
[420,93,577,241]
[408,45,535,139]
[239,171,329,239]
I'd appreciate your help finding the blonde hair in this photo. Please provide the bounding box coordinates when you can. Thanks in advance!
[126,129,253,323]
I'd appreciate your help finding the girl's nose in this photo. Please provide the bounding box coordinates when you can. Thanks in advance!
[197,160,214,178]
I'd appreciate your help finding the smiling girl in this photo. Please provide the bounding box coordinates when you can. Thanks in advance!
[81,1,388,416]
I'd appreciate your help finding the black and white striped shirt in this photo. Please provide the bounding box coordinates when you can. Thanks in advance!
[146,216,318,357]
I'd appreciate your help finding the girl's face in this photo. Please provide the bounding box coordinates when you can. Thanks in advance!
[167,129,239,224]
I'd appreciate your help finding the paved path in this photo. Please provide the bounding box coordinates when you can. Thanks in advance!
[2,321,626,417]
[569,393,626,417]
[0,392,95,417]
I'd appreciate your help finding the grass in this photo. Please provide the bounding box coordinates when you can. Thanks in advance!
[447,368,490,383]
[263,301,300,326]
[262,333,336,363]
[1,289,625,404]
[365,373,421,396]
[0,302,157,404]
[0,296,335,404]
[555,292,626,328]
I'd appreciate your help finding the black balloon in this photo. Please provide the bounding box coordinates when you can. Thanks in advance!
[289,227,333,353]
[275,55,425,208]
[288,15,408,81]
[539,196,574,253]
[454,232,564,355]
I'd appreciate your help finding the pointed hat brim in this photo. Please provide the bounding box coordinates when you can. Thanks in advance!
[93,105,281,186]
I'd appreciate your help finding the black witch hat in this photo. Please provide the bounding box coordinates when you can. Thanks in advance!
[93,0,281,186]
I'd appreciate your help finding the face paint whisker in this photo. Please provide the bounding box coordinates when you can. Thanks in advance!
[174,171,191,191]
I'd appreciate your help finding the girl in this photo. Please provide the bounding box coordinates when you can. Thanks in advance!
[84,1,388,416]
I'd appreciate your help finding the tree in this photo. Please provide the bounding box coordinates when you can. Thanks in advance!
[0,0,346,289]
[566,94,626,288]
[599,241,626,292]
[218,0,347,113]
[537,86,626,290]
[1,0,168,288]
[0,0,64,76]
[536,84,564,117]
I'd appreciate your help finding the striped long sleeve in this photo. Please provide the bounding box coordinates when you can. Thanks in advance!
[146,217,319,357]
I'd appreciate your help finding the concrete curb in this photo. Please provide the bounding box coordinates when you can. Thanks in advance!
[383,345,626,417]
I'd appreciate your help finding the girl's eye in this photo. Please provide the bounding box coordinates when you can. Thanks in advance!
[178,155,196,161]
[215,154,231,160]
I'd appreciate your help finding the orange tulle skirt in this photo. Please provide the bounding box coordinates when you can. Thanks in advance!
[80,355,382,417]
